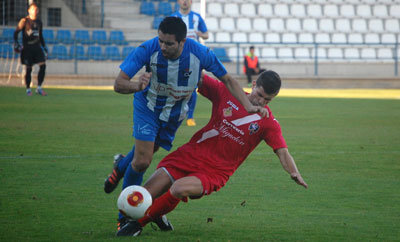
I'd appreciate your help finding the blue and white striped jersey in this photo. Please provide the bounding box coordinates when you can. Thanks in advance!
[120,37,227,123]
[171,11,207,42]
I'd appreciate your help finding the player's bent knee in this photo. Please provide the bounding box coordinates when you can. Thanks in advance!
[170,178,202,198]
[132,159,150,172]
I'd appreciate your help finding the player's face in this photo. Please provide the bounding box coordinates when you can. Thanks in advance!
[28,6,39,20]
[158,31,185,60]
[248,85,277,107]
[178,0,192,11]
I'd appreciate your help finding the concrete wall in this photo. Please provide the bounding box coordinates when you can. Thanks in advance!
[1,58,398,79]
[41,0,83,28]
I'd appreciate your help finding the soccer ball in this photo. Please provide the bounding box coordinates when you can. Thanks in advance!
[117,185,152,219]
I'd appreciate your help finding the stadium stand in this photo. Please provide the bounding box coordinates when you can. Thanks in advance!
[213,47,231,62]
[105,45,122,61]
[122,46,135,59]
[70,45,88,60]
[50,44,71,60]
[92,30,110,45]
[75,30,93,45]
[87,45,106,61]
[56,30,74,45]
[1,0,399,78]
[1,28,14,43]
[153,16,164,29]
[140,1,156,15]
[109,30,128,45]
[157,2,173,16]
[43,29,57,44]
[0,43,13,58]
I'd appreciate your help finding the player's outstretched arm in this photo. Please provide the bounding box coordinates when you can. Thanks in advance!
[275,148,308,189]
[114,71,150,94]
[218,74,268,117]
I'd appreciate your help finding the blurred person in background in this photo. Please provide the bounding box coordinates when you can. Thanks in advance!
[244,46,265,88]
[14,3,48,96]
[171,0,209,127]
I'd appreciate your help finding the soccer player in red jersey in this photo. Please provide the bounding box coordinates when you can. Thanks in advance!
[117,70,308,236]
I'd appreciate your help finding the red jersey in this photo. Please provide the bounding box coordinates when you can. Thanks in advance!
[158,75,287,179]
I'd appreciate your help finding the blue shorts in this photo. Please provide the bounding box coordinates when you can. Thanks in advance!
[133,101,182,151]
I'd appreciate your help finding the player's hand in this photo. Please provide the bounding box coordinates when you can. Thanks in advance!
[138,72,151,91]
[247,105,269,118]
[291,172,308,189]
[14,43,22,53]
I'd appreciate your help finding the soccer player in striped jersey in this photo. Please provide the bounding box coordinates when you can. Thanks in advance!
[116,71,308,236]
[104,16,267,232]
[171,0,210,127]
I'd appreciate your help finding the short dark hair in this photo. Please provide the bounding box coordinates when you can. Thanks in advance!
[158,16,187,43]
[249,46,255,50]
[28,3,38,10]
[256,70,281,95]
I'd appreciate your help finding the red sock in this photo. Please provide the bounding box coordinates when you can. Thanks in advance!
[138,189,181,227]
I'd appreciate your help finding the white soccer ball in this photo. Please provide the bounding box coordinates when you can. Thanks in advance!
[117,185,152,219]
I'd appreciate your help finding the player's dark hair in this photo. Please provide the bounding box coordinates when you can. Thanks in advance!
[28,3,38,10]
[249,46,255,50]
[158,16,187,43]
[256,70,281,95]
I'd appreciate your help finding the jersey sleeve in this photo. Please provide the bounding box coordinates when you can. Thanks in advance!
[119,38,156,78]
[198,74,223,103]
[14,18,26,43]
[263,116,288,151]
[39,20,45,47]
[198,15,208,33]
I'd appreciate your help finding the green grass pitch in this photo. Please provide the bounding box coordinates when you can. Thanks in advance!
[1,87,399,241]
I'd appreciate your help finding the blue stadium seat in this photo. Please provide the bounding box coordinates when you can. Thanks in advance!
[174,2,180,12]
[43,29,57,44]
[92,30,110,45]
[0,44,13,58]
[87,45,105,60]
[56,29,73,44]
[153,16,164,29]
[2,28,15,43]
[140,2,156,15]
[75,30,93,44]
[213,47,231,62]
[51,44,71,60]
[158,2,173,16]
[70,45,88,60]
[109,30,128,45]
[122,46,135,59]
[105,46,121,60]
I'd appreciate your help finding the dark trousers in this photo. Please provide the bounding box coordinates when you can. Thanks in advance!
[246,68,266,84]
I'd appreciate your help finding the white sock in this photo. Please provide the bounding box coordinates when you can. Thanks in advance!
[26,88,31,92]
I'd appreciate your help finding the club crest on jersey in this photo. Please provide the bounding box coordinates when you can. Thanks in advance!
[223,107,232,117]
[182,68,192,78]
[248,122,260,135]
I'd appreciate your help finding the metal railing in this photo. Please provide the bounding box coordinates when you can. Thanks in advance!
[206,41,399,77]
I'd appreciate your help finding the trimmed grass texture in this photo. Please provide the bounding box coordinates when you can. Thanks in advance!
[0,87,399,241]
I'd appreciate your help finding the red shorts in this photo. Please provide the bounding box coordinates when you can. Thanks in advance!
[157,149,230,198]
